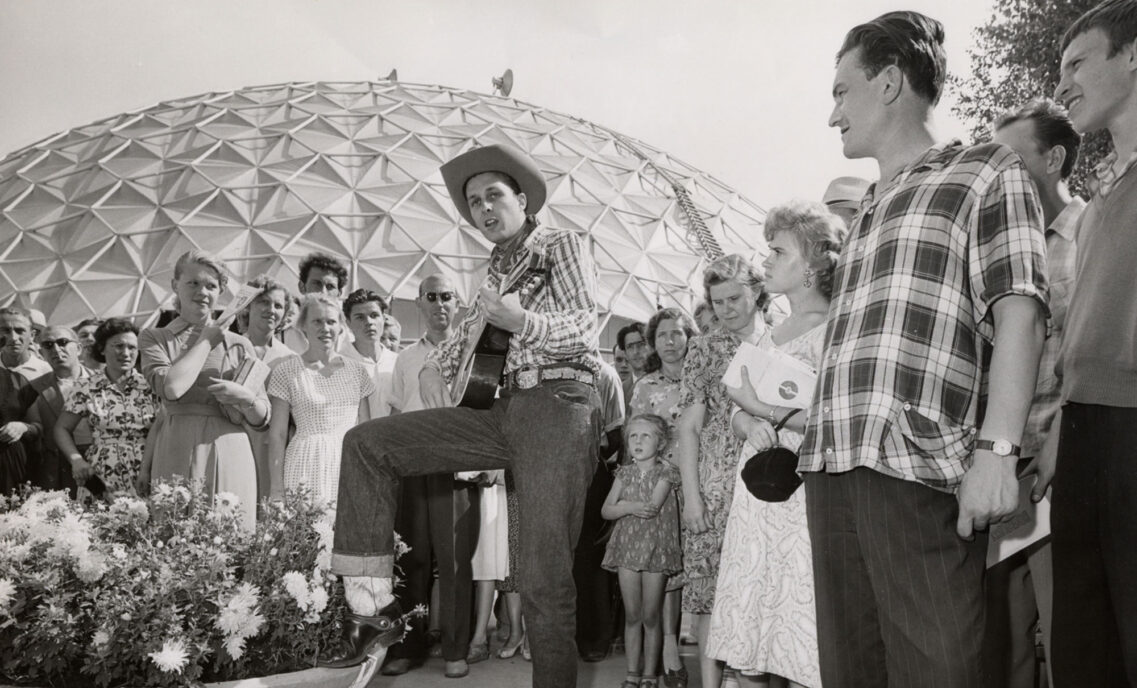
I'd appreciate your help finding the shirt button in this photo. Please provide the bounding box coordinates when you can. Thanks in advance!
[902,402,911,411]
[824,448,834,455]
[831,353,838,361]
[846,299,853,306]
[823,406,830,413]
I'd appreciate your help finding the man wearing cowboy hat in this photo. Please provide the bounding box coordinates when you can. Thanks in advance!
[322,143,602,686]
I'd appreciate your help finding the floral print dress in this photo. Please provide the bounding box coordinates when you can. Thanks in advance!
[677,330,747,613]
[64,368,158,496]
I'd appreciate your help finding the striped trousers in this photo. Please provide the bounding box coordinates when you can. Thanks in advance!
[804,468,987,688]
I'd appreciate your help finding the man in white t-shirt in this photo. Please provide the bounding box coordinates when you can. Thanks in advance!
[338,289,397,421]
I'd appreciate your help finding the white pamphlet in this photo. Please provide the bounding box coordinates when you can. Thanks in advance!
[986,476,1051,568]
[722,341,818,410]
[216,283,264,325]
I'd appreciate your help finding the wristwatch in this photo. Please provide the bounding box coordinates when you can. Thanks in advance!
[975,439,1021,457]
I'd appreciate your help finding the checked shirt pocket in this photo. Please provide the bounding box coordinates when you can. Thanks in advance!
[893,401,973,467]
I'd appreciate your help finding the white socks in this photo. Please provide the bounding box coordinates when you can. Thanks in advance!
[344,576,395,616]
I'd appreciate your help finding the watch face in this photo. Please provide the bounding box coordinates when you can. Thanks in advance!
[993,440,1013,456]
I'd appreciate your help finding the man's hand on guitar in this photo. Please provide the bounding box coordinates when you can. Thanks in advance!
[419,367,454,409]
[479,287,526,333]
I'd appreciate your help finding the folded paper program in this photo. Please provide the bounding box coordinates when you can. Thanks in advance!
[722,341,817,410]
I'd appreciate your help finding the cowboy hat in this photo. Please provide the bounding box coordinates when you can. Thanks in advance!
[441,144,547,226]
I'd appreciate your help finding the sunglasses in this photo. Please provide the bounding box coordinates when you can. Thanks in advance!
[423,291,456,303]
[40,338,77,350]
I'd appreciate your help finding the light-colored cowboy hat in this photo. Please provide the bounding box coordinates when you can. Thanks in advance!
[440,144,547,226]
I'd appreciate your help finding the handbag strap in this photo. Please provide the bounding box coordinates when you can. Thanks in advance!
[772,408,802,433]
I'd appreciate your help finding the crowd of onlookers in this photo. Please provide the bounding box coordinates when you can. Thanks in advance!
[5,2,1137,686]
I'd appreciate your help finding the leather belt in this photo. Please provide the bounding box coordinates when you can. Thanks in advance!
[504,363,595,390]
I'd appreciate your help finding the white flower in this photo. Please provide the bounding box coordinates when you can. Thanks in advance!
[281,571,310,610]
[224,634,246,660]
[112,545,127,560]
[148,638,190,673]
[214,492,240,513]
[0,577,15,612]
[229,582,259,611]
[217,582,265,645]
[308,585,328,614]
[92,630,110,648]
[268,547,278,557]
[75,551,108,583]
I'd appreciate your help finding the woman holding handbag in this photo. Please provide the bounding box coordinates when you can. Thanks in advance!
[139,250,269,530]
[705,200,846,688]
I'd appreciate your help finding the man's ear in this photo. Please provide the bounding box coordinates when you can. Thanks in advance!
[879,64,904,106]
[517,191,527,213]
[1046,145,1068,177]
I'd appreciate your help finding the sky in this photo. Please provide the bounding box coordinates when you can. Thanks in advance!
[0,0,996,209]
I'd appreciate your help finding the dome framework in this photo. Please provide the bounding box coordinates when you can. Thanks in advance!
[0,79,768,332]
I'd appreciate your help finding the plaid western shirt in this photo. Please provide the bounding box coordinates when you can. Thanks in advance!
[1020,198,1084,457]
[799,141,1049,491]
[425,219,600,382]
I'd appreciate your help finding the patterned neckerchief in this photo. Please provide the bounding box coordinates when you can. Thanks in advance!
[1089,148,1137,198]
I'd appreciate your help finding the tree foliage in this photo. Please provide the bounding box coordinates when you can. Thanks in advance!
[950,0,1111,196]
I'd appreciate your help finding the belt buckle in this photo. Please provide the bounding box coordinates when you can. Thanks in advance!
[517,368,539,389]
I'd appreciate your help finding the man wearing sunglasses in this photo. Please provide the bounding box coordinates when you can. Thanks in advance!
[324,144,602,688]
[28,327,92,493]
[381,274,478,678]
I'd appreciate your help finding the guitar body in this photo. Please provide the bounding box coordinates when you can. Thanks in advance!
[452,323,512,409]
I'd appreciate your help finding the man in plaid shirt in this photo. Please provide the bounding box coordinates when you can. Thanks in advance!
[322,144,603,687]
[800,11,1049,687]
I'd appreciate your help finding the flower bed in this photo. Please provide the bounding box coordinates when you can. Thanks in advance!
[0,481,402,688]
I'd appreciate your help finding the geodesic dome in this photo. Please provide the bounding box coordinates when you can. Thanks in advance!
[0,79,767,332]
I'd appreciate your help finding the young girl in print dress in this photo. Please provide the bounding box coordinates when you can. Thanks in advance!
[602,414,683,688]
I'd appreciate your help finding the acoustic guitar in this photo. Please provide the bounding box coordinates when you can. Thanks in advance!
[450,248,547,409]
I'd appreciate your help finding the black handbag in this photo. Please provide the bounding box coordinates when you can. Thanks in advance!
[741,408,803,502]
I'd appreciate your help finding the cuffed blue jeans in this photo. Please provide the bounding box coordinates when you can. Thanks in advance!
[332,379,600,688]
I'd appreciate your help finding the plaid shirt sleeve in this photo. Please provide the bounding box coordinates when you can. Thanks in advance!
[968,154,1050,342]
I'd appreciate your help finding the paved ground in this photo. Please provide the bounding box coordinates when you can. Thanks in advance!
[366,638,705,688]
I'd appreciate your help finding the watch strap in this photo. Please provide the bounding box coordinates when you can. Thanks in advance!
[975,439,1021,457]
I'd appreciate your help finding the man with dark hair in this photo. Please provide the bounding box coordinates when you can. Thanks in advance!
[615,322,648,405]
[1035,1,1137,683]
[800,11,1050,687]
[339,289,397,421]
[298,252,349,297]
[985,98,1084,688]
[286,252,350,353]
[322,144,601,688]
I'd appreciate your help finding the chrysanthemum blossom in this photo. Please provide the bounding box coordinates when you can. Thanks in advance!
[0,577,15,612]
[148,638,190,673]
[282,571,310,610]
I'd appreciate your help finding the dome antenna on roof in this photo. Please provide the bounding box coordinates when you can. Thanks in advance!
[492,69,514,97]
[384,69,398,82]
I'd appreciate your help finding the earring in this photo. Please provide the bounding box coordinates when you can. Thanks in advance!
[803,270,813,289]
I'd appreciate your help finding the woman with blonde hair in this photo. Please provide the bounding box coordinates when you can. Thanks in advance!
[675,253,770,688]
[139,250,269,529]
[266,293,372,505]
[239,275,295,503]
[706,200,847,688]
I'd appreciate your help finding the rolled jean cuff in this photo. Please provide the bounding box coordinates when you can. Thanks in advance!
[331,551,394,578]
